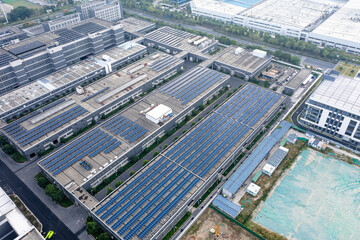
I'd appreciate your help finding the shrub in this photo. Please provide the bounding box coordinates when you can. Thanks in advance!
[115,181,123,188]
[153,151,159,158]
[37,177,49,189]
[142,160,149,166]
[182,129,187,134]
[2,144,15,155]
[86,222,99,235]
[96,233,110,240]
[106,187,113,195]
[130,171,135,176]
[163,144,168,149]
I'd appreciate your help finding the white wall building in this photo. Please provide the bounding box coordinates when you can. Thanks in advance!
[43,13,82,32]
[76,0,106,20]
[89,2,122,22]
[301,69,360,147]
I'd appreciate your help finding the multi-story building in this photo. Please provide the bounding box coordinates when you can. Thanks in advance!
[43,13,82,32]
[75,0,106,20]
[0,27,28,47]
[89,2,122,22]
[0,18,124,94]
[301,69,360,147]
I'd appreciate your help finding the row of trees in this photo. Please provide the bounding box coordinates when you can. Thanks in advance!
[86,217,111,240]
[122,0,360,64]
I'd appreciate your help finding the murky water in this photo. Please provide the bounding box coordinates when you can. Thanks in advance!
[254,149,360,240]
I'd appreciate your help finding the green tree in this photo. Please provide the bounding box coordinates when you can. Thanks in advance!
[152,151,159,157]
[115,180,123,188]
[142,160,149,166]
[2,144,15,155]
[86,222,99,235]
[130,171,135,176]
[129,156,138,163]
[37,177,49,189]
[51,190,64,203]
[45,184,57,196]
[106,187,113,195]
[96,233,110,240]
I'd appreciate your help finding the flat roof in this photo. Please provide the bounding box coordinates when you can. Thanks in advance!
[309,73,360,115]
[311,0,360,45]
[286,68,311,89]
[146,104,172,120]
[92,84,284,240]
[213,46,270,74]
[39,66,229,188]
[191,0,258,15]
[212,195,242,218]
[240,0,344,30]
[145,26,217,54]
[0,42,146,117]
[0,26,24,40]
[120,17,155,34]
[2,50,183,151]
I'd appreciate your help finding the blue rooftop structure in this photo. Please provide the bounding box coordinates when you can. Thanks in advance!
[223,121,292,198]
[93,84,285,240]
[212,195,242,218]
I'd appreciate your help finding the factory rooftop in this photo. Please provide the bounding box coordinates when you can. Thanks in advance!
[92,84,285,240]
[191,0,256,16]
[286,68,311,89]
[0,42,146,117]
[1,18,114,59]
[311,0,360,45]
[309,72,360,115]
[213,46,270,74]
[145,26,217,54]
[39,66,229,190]
[1,50,183,151]
[120,17,156,35]
[240,0,343,30]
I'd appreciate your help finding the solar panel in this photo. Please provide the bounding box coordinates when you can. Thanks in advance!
[72,22,106,35]
[8,41,46,56]
[55,29,84,44]
[0,53,15,67]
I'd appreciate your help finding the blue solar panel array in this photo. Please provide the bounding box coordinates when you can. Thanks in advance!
[223,120,292,197]
[160,67,227,105]
[93,84,284,240]
[102,115,148,143]
[212,195,242,218]
[41,128,122,175]
[3,105,88,147]
[149,55,180,72]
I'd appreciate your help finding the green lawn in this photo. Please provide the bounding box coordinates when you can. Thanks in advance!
[4,0,41,9]
[335,62,360,78]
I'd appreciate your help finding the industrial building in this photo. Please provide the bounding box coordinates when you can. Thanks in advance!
[2,50,184,159]
[300,69,360,147]
[191,0,360,54]
[120,17,156,39]
[0,27,28,48]
[38,66,230,220]
[0,18,124,94]
[212,47,271,78]
[223,120,292,198]
[262,146,288,176]
[75,0,107,20]
[144,26,218,60]
[283,68,312,95]
[42,13,82,32]
[0,187,44,240]
[89,2,122,23]
[91,84,284,240]
[212,195,242,218]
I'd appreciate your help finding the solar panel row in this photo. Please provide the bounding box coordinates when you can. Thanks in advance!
[41,128,122,175]
[160,67,226,105]
[103,115,147,143]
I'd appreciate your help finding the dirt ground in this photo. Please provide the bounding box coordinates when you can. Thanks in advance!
[182,208,259,240]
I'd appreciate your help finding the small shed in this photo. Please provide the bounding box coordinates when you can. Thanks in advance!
[246,183,261,197]
[287,133,298,144]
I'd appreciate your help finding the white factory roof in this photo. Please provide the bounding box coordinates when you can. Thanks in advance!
[191,0,248,16]
[310,74,360,115]
[311,0,360,45]
[240,0,344,29]
[246,183,261,197]
[146,104,172,120]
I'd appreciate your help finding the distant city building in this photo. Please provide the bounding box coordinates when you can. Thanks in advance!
[170,0,190,5]
[43,13,82,32]
[89,2,122,22]
[301,69,360,147]
[75,0,106,20]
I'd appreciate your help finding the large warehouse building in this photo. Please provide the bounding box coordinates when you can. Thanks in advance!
[1,51,184,159]
[300,69,360,148]
[0,18,124,94]
[191,0,360,54]
[92,84,285,240]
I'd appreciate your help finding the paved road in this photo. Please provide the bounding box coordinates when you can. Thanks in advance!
[125,8,336,70]
[0,156,77,240]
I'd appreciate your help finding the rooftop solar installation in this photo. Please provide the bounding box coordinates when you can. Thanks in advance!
[55,29,84,44]
[0,53,15,68]
[145,26,195,47]
[2,103,88,148]
[160,67,227,105]
[93,84,284,240]
[72,22,106,35]
[7,41,46,56]
[223,120,292,197]
[212,195,242,218]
